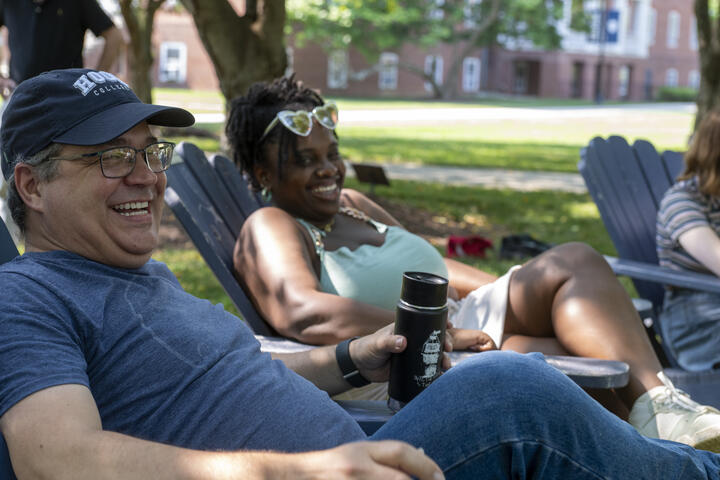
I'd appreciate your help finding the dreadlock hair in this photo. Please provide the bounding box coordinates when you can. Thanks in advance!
[225,75,325,191]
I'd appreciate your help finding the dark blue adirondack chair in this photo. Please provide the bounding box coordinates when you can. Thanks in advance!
[580,135,720,407]
[166,142,630,389]
[0,217,20,479]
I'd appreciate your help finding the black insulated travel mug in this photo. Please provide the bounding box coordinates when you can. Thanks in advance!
[387,271,448,412]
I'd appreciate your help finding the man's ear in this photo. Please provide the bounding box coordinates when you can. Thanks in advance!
[14,163,46,213]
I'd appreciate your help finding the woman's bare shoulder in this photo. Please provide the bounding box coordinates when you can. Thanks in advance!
[241,206,304,240]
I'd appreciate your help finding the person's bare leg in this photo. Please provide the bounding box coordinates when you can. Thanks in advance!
[502,242,663,410]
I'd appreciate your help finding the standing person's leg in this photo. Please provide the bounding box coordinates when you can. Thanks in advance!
[372,351,720,479]
[501,242,663,408]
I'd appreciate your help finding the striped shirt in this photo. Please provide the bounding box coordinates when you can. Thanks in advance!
[656,176,720,274]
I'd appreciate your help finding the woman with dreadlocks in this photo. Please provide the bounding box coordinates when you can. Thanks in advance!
[224,75,720,451]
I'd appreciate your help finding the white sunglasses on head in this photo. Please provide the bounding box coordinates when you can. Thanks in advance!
[259,102,339,142]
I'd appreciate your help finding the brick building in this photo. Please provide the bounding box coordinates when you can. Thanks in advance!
[15,0,695,102]
[285,0,699,101]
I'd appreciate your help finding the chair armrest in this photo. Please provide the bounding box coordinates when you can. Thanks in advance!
[603,256,720,293]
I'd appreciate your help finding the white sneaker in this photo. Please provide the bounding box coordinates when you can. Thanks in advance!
[628,371,720,453]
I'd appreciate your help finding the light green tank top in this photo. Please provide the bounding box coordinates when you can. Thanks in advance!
[297,218,448,311]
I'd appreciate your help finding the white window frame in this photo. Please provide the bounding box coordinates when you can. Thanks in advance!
[464,0,482,28]
[514,61,529,94]
[378,52,399,90]
[158,41,187,84]
[649,8,657,46]
[429,0,445,20]
[462,57,481,92]
[618,66,630,99]
[424,55,444,92]
[689,70,700,89]
[689,19,698,50]
[327,50,348,89]
[666,11,680,49]
[665,68,679,87]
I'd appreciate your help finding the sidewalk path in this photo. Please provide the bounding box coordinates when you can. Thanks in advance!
[345,162,587,194]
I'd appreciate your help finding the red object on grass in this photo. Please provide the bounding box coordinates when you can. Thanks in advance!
[446,235,493,258]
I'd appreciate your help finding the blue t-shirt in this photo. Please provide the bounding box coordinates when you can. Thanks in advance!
[0,251,365,451]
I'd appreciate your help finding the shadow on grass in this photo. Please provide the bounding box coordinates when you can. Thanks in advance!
[341,137,584,173]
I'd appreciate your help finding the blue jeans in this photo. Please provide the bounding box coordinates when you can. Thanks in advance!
[660,289,720,371]
[372,351,720,479]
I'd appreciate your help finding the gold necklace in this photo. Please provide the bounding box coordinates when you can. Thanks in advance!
[320,206,371,233]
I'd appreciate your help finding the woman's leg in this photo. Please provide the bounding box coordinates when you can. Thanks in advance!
[372,352,720,479]
[502,242,663,409]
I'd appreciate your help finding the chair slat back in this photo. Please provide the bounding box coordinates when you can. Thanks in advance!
[165,161,274,336]
[209,154,264,217]
[578,136,681,307]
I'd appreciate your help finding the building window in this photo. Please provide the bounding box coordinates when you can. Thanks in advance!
[514,61,529,94]
[667,11,680,49]
[464,0,481,28]
[158,42,187,84]
[378,52,398,90]
[690,19,698,50]
[429,0,444,20]
[327,50,348,89]
[462,57,481,92]
[689,70,700,89]
[665,68,679,87]
[618,66,630,99]
[649,9,657,46]
[424,55,444,92]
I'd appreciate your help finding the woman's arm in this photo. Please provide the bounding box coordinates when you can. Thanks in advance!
[234,207,394,344]
[443,257,498,299]
[678,225,720,277]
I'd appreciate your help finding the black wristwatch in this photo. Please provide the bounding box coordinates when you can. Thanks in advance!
[335,336,371,387]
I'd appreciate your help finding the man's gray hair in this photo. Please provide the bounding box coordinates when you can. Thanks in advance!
[7,143,63,235]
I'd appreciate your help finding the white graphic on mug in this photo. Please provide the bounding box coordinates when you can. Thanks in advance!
[414,329,442,387]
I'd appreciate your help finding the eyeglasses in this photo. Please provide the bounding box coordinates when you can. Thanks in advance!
[259,102,338,142]
[50,142,175,179]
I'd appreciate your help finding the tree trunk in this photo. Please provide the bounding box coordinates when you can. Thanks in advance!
[178,0,287,110]
[398,61,442,99]
[438,0,500,99]
[693,0,720,131]
[119,0,164,104]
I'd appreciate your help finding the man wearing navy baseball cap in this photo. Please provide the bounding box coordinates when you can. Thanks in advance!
[1,69,720,480]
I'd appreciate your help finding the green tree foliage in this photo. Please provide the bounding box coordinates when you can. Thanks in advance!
[694,0,720,130]
[287,0,589,98]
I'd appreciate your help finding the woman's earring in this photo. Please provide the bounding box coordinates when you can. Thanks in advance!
[261,186,272,203]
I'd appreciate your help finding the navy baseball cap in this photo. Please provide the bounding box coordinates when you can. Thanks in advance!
[0,68,195,180]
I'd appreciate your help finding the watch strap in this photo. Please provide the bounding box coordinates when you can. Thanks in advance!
[335,336,371,388]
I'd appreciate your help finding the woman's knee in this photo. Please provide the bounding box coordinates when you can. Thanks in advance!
[530,242,609,279]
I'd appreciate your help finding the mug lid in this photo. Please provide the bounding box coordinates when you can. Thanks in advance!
[400,271,448,308]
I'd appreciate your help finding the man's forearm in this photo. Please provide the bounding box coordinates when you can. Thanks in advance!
[274,345,352,396]
[9,428,283,480]
[95,26,123,72]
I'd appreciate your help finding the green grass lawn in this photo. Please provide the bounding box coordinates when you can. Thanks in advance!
[161,92,694,173]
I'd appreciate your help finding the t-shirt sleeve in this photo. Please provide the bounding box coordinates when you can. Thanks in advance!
[0,273,89,418]
[81,0,115,37]
[658,187,709,245]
